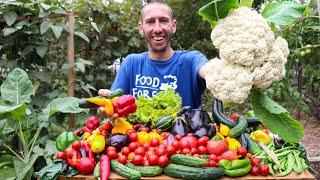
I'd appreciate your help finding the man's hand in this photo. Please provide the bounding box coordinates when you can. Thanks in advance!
[98,89,111,96]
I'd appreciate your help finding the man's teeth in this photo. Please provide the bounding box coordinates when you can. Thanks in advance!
[153,36,164,41]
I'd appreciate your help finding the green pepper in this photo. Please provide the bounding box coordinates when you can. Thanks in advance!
[218,157,250,170]
[223,164,252,177]
[56,131,80,151]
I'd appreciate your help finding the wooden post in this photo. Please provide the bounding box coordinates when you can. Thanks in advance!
[67,11,76,128]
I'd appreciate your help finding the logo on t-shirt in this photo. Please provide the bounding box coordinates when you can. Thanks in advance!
[132,74,177,98]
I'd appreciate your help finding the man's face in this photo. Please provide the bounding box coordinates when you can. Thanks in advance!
[139,4,177,53]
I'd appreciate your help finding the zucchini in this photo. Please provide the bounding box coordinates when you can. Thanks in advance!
[247,137,262,155]
[170,154,207,167]
[164,164,224,180]
[246,117,261,127]
[125,163,163,177]
[211,99,236,127]
[110,160,141,180]
[105,88,124,99]
[156,106,190,131]
[229,116,248,138]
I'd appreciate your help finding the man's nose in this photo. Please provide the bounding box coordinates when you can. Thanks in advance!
[154,20,162,32]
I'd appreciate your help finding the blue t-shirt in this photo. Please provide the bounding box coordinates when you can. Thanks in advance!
[111,50,208,109]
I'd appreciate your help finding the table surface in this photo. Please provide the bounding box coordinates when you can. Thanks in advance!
[58,170,315,180]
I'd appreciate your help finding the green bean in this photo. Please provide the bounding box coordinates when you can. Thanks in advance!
[267,163,274,175]
[293,150,303,174]
[277,153,294,176]
[274,146,294,153]
[276,150,292,158]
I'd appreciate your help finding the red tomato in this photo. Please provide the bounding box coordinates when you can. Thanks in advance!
[56,152,65,160]
[230,113,239,122]
[259,164,269,176]
[129,132,138,142]
[148,147,156,152]
[132,155,144,165]
[179,138,190,149]
[139,127,149,132]
[158,144,166,150]
[128,142,140,152]
[193,154,200,158]
[133,124,142,131]
[100,121,113,132]
[128,152,135,161]
[134,147,145,156]
[107,146,117,152]
[147,154,159,166]
[175,134,183,140]
[197,136,209,146]
[172,140,180,150]
[161,132,170,139]
[219,150,238,161]
[126,129,135,136]
[156,148,166,156]
[206,140,228,155]
[107,150,118,159]
[143,160,150,166]
[121,147,131,156]
[166,146,176,156]
[142,142,150,150]
[150,138,160,147]
[237,146,248,157]
[158,155,169,167]
[181,148,191,155]
[246,152,253,159]
[117,155,128,164]
[209,154,218,162]
[206,160,217,167]
[197,146,208,155]
[251,157,261,166]
[190,148,198,155]
[71,141,81,150]
[145,150,155,158]
[251,166,259,176]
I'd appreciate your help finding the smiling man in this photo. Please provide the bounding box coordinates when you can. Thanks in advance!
[99,1,209,109]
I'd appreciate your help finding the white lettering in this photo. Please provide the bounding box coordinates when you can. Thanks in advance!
[152,78,160,87]
[135,74,141,85]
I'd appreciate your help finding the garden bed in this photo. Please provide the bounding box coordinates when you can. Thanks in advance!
[58,170,315,180]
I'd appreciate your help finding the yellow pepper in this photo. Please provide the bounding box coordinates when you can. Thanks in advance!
[226,137,241,150]
[250,130,272,144]
[220,124,230,137]
[92,128,101,135]
[85,97,110,107]
[86,134,96,145]
[137,131,150,145]
[111,118,133,135]
[90,135,106,153]
[148,132,162,141]
[82,132,91,140]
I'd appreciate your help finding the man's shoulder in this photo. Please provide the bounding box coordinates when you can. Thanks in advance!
[175,50,204,57]
[125,52,148,60]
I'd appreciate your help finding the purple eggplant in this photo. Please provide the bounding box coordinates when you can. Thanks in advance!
[107,134,129,152]
[172,116,190,136]
[188,108,211,131]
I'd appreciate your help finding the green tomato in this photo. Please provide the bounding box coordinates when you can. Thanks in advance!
[305,44,312,49]
[305,49,311,55]
[300,51,306,57]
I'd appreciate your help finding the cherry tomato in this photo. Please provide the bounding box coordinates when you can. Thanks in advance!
[206,160,217,167]
[209,154,218,162]
[128,152,135,161]
[134,147,145,156]
[237,146,248,157]
[193,154,200,158]
[150,138,160,147]
[161,132,170,139]
[246,152,253,159]
[197,146,208,155]
[121,147,130,156]
[129,132,138,142]
[172,140,180,150]
[126,129,135,136]
[117,155,128,164]
[251,166,259,176]
[190,148,198,155]
[230,113,239,122]
[197,136,209,146]
[158,155,169,167]
[166,146,176,156]
[107,146,117,152]
[132,155,144,165]
[181,148,191,155]
[133,124,142,131]
[128,142,140,152]
[175,134,183,140]
[139,126,149,132]
[251,157,261,166]
[56,152,65,160]
[107,150,118,159]
[148,147,156,152]
[147,154,159,166]
[156,148,166,156]
[142,142,150,150]
[259,164,269,176]
[143,160,150,166]
[71,141,81,150]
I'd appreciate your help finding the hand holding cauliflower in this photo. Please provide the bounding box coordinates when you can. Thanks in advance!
[206,7,290,103]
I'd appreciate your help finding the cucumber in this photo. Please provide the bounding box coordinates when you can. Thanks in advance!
[110,160,141,180]
[229,116,248,138]
[105,88,124,99]
[248,137,262,155]
[170,154,207,167]
[125,162,163,177]
[164,164,224,180]
[211,99,236,127]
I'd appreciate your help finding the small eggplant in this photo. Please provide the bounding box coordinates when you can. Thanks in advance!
[274,137,284,149]
[189,108,211,131]
[205,123,216,138]
[194,126,208,138]
[172,117,190,136]
[238,133,249,149]
[107,134,129,152]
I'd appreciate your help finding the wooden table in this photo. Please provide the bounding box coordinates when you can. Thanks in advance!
[59,170,315,180]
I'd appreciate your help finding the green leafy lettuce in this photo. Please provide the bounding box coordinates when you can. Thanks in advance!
[129,88,181,127]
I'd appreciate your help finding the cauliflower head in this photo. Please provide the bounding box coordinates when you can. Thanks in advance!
[211,7,275,68]
[206,58,254,103]
[206,7,290,103]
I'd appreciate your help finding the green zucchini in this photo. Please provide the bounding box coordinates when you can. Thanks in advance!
[247,137,262,155]
[170,154,207,167]
[125,162,163,177]
[164,164,224,180]
[212,99,236,127]
[156,106,190,131]
[110,160,141,180]
[105,88,124,99]
[229,116,248,138]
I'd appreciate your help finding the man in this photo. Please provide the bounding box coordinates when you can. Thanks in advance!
[99,1,209,109]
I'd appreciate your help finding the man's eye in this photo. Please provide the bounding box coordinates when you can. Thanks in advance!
[146,20,155,24]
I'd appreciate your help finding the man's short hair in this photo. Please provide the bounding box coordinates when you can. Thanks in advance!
[140,1,174,21]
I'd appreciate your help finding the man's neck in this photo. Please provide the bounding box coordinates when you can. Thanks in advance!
[148,48,174,61]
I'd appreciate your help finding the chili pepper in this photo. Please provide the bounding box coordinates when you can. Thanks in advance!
[85,116,100,130]
[85,97,111,107]
[250,130,272,144]
[226,137,241,150]
[56,131,80,151]
[100,155,111,180]
[218,157,250,170]
[64,147,80,168]
[112,95,137,117]
[223,164,252,177]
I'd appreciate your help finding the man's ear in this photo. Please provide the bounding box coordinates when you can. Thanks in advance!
[138,21,144,37]
[172,19,177,34]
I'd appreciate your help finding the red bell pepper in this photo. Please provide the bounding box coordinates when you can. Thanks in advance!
[112,95,137,117]
[100,155,111,180]
[64,147,80,168]
[81,141,95,161]
[77,157,95,175]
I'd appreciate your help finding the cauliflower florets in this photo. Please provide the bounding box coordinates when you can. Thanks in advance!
[206,7,290,103]
[206,58,254,103]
